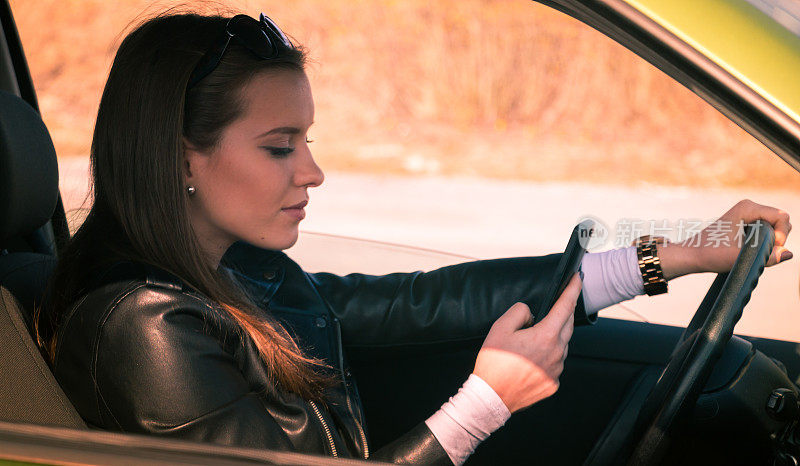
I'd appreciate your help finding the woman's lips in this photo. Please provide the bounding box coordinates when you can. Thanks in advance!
[282,200,307,220]
[284,200,308,210]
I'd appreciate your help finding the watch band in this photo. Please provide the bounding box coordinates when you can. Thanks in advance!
[636,237,668,296]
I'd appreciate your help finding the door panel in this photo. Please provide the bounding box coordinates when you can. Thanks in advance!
[348,317,800,464]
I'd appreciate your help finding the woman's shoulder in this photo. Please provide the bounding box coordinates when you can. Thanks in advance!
[70,260,215,315]
[51,260,249,429]
[53,260,230,362]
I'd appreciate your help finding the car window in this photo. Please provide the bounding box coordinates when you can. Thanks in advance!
[10,0,800,341]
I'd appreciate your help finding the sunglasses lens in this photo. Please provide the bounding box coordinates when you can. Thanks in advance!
[228,15,275,59]
[260,14,293,48]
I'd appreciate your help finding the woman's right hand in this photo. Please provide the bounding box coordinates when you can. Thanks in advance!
[473,274,581,413]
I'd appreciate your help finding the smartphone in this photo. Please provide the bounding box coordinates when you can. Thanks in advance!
[531,219,594,325]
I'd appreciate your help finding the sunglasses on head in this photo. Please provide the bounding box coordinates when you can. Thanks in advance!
[186,13,293,91]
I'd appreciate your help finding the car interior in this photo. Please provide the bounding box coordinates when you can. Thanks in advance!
[2,0,800,465]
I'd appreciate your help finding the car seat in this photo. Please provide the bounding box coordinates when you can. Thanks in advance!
[0,89,85,428]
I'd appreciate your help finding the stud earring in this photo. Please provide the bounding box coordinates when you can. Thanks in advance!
[187,185,196,196]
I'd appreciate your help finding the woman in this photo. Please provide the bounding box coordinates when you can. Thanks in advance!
[37,11,793,465]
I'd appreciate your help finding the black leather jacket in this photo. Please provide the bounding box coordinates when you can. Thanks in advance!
[53,242,590,464]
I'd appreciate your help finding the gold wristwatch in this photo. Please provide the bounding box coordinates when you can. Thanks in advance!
[634,236,668,296]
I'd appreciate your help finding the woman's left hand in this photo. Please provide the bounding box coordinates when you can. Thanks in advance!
[660,199,792,280]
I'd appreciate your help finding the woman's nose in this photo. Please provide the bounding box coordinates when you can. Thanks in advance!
[295,148,324,188]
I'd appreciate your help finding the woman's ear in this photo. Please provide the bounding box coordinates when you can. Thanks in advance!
[183,137,204,180]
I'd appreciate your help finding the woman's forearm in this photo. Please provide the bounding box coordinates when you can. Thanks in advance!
[658,241,701,280]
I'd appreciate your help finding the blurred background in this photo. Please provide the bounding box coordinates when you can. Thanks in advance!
[7,0,800,339]
[9,0,800,188]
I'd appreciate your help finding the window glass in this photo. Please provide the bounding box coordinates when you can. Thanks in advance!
[11,0,800,340]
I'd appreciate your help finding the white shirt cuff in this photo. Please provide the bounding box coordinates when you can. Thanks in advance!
[580,246,644,314]
[424,374,511,465]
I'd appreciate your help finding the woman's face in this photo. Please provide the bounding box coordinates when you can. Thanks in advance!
[185,70,323,263]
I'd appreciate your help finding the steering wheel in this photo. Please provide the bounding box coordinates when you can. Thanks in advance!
[620,220,775,464]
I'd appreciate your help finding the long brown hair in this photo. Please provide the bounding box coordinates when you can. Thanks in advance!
[38,11,335,401]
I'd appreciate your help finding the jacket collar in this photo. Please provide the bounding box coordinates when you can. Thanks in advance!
[219,241,286,305]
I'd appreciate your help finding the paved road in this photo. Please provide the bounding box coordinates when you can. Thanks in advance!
[58,157,800,342]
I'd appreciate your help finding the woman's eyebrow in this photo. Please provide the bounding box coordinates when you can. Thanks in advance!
[254,127,300,138]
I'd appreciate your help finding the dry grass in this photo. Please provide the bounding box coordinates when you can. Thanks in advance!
[9,0,800,189]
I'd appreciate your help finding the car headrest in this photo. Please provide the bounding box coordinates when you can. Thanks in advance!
[0,90,59,245]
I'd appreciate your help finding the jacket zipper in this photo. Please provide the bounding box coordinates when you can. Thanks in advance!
[335,318,369,459]
[345,387,369,459]
[308,400,338,457]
